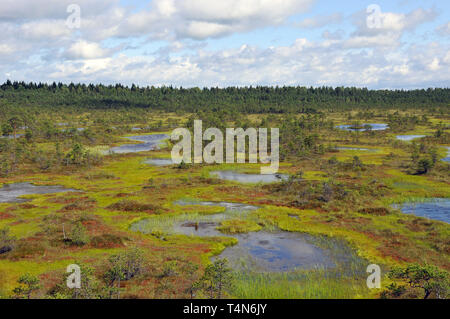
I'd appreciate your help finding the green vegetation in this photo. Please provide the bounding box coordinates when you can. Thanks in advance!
[1,81,449,113]
[383,264,449,299]
[12,273,41,299]
[0,83,448,299]
[199,258,234,299]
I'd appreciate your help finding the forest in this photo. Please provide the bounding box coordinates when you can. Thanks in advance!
[1,80,449,114]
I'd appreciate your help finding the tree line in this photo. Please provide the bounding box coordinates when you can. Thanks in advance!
[1,80,449,114]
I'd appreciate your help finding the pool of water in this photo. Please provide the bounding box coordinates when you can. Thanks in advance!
[174,200,259,211]
[0,134,24,139]
[132,200,361,272]
[131,200,258,236]
[336,123,388,132]
[219,231,340,272]
[442,147,450,163]
[175,222,336,272]
[144,158,175,166]
[393,198,450,223]
[0,182,76,203]
[132,200,258,232]
[108,134,168,154]
[396,135,426,141]
[210,170,289,183]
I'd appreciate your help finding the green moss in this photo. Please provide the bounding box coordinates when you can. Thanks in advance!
[216,219,262,234]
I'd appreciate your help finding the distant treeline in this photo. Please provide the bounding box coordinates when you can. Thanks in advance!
[1,80,449,114]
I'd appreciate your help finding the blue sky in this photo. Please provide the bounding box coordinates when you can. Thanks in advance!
[0,0,449,88]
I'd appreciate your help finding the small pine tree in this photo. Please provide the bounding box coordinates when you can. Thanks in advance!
[387,263,449,299]
[200,258,234,299]
[13,273,41,299]
[70,222,90,246]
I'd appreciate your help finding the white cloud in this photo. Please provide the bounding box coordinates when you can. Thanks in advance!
[179,0,313,22]
[352,8,437,36]
[342,8,439,49]
[8,37,445,89]
[428,57,440,71]
[436,22,450,36]
[343,33,400,48]
[184,21,234,39]
[155,0,177,18]
[0,1,447,89]
[119,0,315,39]
[322,30,345,40]
[20,20,71,40]
[296,13,342,29]
[65,40,109,59]
[0,0,116,20]
[0,44,15,56]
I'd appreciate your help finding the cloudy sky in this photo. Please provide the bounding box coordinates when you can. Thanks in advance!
[0,0,449,88]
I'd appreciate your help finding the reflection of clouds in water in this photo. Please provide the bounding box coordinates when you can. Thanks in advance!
[0,134,24,139]
[211,170,288,183]
[336,123,388,131]
[108,134,169,154]
[396,135,426,141]
[0,182,76,203]
[442,147,450,163]
[132,200,364,273]
[144,158,174,166]
[394,199,450,223]
[219,231,335,272]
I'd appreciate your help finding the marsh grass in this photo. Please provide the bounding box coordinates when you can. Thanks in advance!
[1,110,448,299]
[231,235,371,299]
[130,203,259,235]
[232,267,369,299]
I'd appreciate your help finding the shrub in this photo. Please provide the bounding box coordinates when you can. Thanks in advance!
[91,234,124,248]
[12,273,41,299]
[103,248,145,298]
[69,222,90,246]
[385,263,449,299]
[59,197,97,212]
[7,240,46,259]
[358,207,390,216]
[0,227,16,255]
[416,158,433,174]
[199,258,234,299]
[107,200,162,214]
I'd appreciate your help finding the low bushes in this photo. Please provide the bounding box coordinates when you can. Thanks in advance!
[107,199,163,214]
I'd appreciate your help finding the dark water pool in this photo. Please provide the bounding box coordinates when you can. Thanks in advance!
[211,170,289,183]
[108,134,168,154]
[442,147,450,163]
[174,200,259,211]
[133,200,360,272]
[144,158,174,166]
[219,231,340,272]
[175,222,337,272]
[393,198,450,223]
[336,123,388,132]
[0,182,76,203]
[0,134,24,139]
[396,135,426,141]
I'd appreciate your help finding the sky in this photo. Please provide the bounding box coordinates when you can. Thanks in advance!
[0,0,449,89]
